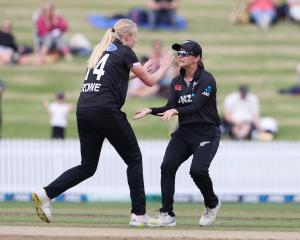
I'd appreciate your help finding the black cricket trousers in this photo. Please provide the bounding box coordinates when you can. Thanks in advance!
[44,106,146,215]
[51,126,65,139]
[160,124,220,216]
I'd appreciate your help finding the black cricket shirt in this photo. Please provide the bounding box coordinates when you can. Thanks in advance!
[77,39,139,109]
[150,67,220,127]
[0,31,18,51]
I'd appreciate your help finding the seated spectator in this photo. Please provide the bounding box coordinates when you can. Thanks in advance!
[157,61,178,98]
[248,0,278,29]
[146,0,179,29]
[255,116,278,140]
[0,19,58,65]
[285,0,300,22]
[44,91,73,139]
[0,19,18,64]
[277,0,300,22]
[230,0,251,25]
[128,40,177,98]
[128,56,160,98]
[0,19,38,65]
[69,33,92,57]
[223,85,262,140]
[36,1,72,61]
[278,63,300,95]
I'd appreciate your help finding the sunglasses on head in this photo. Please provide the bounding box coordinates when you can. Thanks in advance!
[176,50,194,57]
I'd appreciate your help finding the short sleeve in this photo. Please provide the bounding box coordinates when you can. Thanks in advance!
[224,94,235,112]
[48,103,55,113]
[123,47,139,69]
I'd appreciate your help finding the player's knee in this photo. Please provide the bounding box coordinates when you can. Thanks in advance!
[81,164,97,177]
[125,153,142,166]
[189,169,209,179]
[161,161,177,175]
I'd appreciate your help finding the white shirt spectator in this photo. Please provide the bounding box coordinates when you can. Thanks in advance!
[224,92,259,123]
[48,102,72,127]
[288,0,300,21]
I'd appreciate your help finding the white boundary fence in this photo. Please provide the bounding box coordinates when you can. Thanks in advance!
[1,139,300,203]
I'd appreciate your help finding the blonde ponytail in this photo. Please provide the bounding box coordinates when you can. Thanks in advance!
[87,29,115,69]
[87,19,137,69]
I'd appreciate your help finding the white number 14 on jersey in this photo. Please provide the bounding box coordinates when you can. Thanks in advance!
[85,53,109,81]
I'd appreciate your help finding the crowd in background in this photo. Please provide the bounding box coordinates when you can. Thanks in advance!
[231,0,300,30]
[0,1,183,66]
[1,0,299,140]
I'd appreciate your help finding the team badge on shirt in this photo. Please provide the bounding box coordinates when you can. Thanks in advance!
[192,81,199,88]
[175,84,183,90]
[106,43,117,51]
[201,85,212,97]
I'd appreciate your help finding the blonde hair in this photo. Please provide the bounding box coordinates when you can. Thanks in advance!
[87,19,137,69]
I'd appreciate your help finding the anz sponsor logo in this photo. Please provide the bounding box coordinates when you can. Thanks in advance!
[201,85,212,97]
[106,43,117,51]
[178,94,192,104]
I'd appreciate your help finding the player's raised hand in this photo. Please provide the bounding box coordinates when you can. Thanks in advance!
[160,51,174,70]
[143,58,156,73]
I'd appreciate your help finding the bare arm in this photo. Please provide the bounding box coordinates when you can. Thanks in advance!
[129,58,156,80]
[253,113,262,131]
[131,51,174,87]
[224,109,235,124]
[43,98,51,115]
[68,103,74,113]
[43,98,49,109]
[129,72,136,80]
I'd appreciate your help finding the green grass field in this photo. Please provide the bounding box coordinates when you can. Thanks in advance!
[1,0,300,139]
[1,201,300,231]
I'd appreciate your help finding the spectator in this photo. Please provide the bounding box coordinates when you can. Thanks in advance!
[36,1,72,61]
[284,0,300,23]
[150,40,178,98]
[230,0,251,25]
[146,0,179,29]
[69,33,92,57]
[223,85,262,140]
[0,19,59,65]
[248,0,278,29]
[128,40,177,98]
[44,92,73,139]
[278,63,300,95]
[0,19,19,64]
[157,61,178,98]
[0,19,34,64]
[0,80,6,139]
[128,55,160,98]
